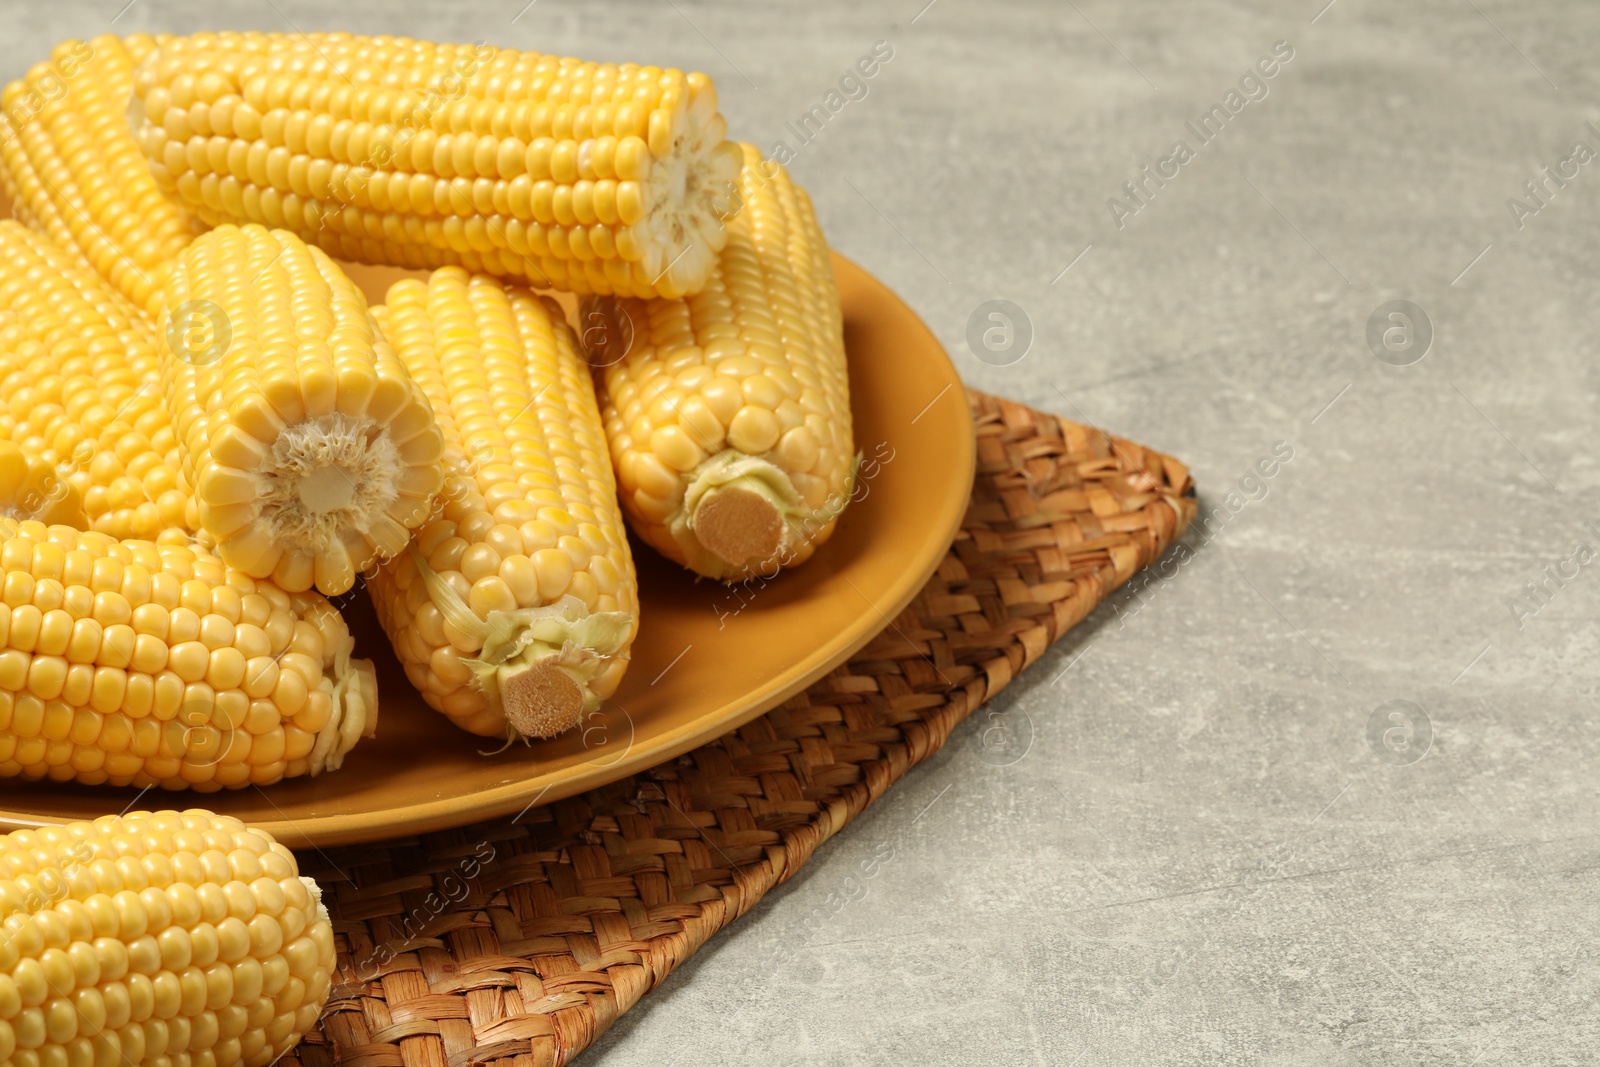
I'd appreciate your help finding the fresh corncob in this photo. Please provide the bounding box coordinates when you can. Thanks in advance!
[130,31,742,300]
[0,518,376,789]
[155,224,444,596]
[0,442,88,527]
[0,809,334,1067]
[582,145,855,580]
[0,35,197,314]
[0,221,193,540]
[368,267,637,741]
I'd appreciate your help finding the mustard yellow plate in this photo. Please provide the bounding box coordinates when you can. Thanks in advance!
[0,254,974,846]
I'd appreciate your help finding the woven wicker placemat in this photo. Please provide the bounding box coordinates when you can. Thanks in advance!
[286,390,1195,1067]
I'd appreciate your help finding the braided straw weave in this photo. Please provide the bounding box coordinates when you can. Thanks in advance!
[286,390,1195,1067]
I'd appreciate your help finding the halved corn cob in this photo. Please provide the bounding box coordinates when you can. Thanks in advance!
[155,224,444,596]
[0,35,197,314]
[0,221,193,540]
[0,442,88,527]
[0,809,334,1067]
[368,266,637,741]
[582,145,855,580]
[129,31,742,299]
[0,518,376,789]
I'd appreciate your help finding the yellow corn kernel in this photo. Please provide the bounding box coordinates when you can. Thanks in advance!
[130,31,743,299]
[155,224,444,596]
[582,145,855,580]
[0,519,376,790]
[0,809,333,1066]
[0,36,197,314]
[0,221,193,539]
[368,267,637,741]
[0,442,87,527]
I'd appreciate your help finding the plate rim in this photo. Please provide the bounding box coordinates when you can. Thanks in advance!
[0,252,974,847]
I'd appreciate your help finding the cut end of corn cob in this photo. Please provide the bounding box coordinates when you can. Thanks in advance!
[254,412,407,556]
[682,454,801,573]
[314,652,378,772]
[0,442,88,528]
[672,452,854,578]
[0,518,377,789]
[299,594,378,775]
[130,32,742,299]
[637,137,744,300]
[411,552,630,739]
[583,144,856,581]
[692,484,784,567]
[158,224,444,595]
[0,809,334,1067]
[368,267,639,741]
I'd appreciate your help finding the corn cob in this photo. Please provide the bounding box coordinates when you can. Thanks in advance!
[0,35,197,314]
[155,224,444,596]
[368,267,637,741]
[0,518,376,789]
[0,442,87,527]
[0,221,193,540]
[129,31,742,300]
[582,145,855,580]
[0,809,334,1067]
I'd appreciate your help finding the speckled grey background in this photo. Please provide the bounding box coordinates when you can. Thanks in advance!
[10,0,1600,1063]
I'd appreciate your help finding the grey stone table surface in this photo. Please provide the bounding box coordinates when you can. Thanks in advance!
[9,0,1600,1063]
